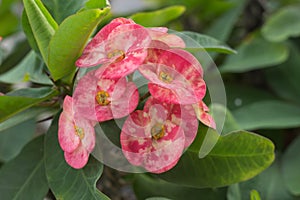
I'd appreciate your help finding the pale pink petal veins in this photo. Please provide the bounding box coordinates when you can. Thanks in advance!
[74,117,96,153]
[64,145,89,169]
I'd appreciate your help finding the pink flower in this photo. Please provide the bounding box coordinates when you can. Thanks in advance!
[73,68,139,122]
[139,48,206,104]
[193,101,216,129]
[76,17,151,79]
[120,97,198,173]
[58,96,95,169]
[148,27,185,48]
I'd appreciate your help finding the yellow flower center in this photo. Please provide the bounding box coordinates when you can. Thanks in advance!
[75,126,85,140]
[107,49,125,62]
[151,123,165,140]
[96,90,111,106]
[159,71,173,83]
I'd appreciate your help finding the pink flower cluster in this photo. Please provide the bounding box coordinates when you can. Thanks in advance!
[58,18,215,172]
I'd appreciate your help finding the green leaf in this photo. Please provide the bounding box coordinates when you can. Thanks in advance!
[262,5,300,42]
[42,0,86,24]
[130,5,185,27]
[227,160,293,200]
[209,104,240,135]
[180,31,236,54]
[225,84,275,111]
[44,113,109,200]
[206,0,247,41]
[47,8,110,81]
[0,87,58,122]
[84,0,110,10]
[282,136,300,196]
[0,51,52,85]
[0,107,51,132]
[134,174,227,200]
[232,100,300,130]
[265,44,300,103]
[0,119,35,162]
[0,135,49,200]
[250,190,261,200]
[159,129,275,188]
[220,34,289,73]
[22,0,58,64]
[22,10,42,54]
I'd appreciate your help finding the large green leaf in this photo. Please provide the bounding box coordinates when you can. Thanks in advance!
[0,119,35,162]
[47,8,110,80]
[158,129,275,188]
[232,100,300,130]
[0,107,51,132]
[134,174,227,200]
[130,5,185,27]
[0,87,58,122]
[262,5,300,42]
[282,136,300,196]
[180,31,236,54]
[227,160,294,200]
[265,44,300,103]
[44,113,109,200]
[225,84,275,111]
[206,0,247,42]
[0,51,52,85]
[22,0,58,64]
[42,0,86,24]
[0,135,48,200]
[220,34,289,73]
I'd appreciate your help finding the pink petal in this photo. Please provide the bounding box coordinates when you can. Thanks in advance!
[110,82,139,118]
[76,18,135,67]
[74,117,96,153]
[148,28,185,48]
[194,101,216,129]
[64,144,89,169]
[148,83,179,104]
[73,70,99,121]
[58,112,80,153]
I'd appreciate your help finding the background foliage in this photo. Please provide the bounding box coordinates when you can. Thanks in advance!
[0,0,300,199]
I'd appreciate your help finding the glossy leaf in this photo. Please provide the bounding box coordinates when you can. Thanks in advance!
[0,119,35,162]
[0,135,48,200]
[130,5,185,27]
[232,100,300,130]
[0,51,52,85]
[227,160,293,200]
[44,113,109,200]
[220,35,289,73]
[181,31,236,54]
[42,0,86,24]
[206,0,247,41]
[47,8,110,80]
[0,107,51,132]
[22,0,58,64]
[265,44,300,103]
[0,87,58,122]
[84,0,110,10]
[22,10,40,54]
[134,174,226,200]
[262,5,300,42]
[282,136,300,196]
[159,129,275,188]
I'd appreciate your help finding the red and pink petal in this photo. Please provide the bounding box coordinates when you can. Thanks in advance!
[64,144,89,169]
